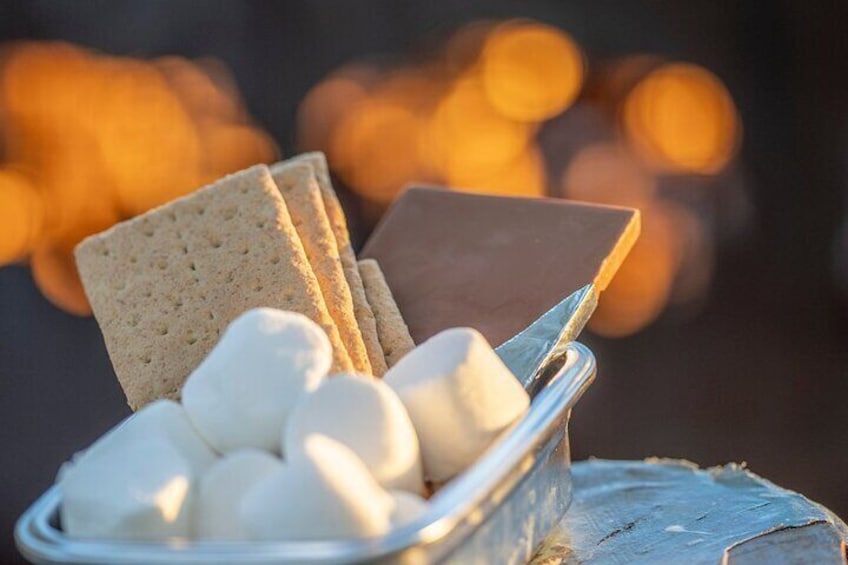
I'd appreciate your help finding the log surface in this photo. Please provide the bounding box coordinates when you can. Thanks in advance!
[532,459,847,564]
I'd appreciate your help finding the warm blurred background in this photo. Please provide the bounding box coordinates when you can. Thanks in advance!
[1,1,846,561]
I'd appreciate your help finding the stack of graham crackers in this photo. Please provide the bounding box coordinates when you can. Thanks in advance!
[76,153,415,410]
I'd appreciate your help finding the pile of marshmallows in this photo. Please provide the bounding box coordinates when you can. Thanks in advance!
[59,308,530,541]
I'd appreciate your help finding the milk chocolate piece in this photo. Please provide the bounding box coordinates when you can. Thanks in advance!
[361,187,640,347]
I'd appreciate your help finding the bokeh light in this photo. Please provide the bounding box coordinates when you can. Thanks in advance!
[94,59,204,215]
[562,142,656,208]
[294,18,744,337]
[622,62,740,174]
[481,21,584,122]
[427,76,536,183]
[444,20,497,74]
[297,71,370,157]
[666,201,714,308]
[300,19,573,205]
[332,97,432,204]
[589,203,683,337]
[448,144,546,197]
[0,24,743,334]
[0,41,277,314]
[0,169,43,264]
[31,240,97,317]
[562,143,714,335]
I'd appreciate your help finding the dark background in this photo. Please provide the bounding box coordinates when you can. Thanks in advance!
[2,1,847,562]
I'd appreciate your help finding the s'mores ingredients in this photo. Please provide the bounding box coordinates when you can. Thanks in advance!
[60,438,195,540]
[284,373,423,494]
[241,435,393,541]
[182,308,330,454]
[57,320,529,543]
[384,327,530,482]
[271,160,372,375]
[195,449,283,540]
[60,399,216,479]
[389,490,429,527]
[358,258,415,371]
[284,152,388,376]
[361,186,640,347]
[75,164,352,410]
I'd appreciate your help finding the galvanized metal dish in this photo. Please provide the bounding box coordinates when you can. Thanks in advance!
[16,286,598,564]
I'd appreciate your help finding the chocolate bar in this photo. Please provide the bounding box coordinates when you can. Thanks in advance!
[361,187,640,346]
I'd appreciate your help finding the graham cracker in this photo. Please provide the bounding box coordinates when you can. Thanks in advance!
[358,259,415,371]
[270,160,372,375]
[75,165,353,410]
[281,152,387,376]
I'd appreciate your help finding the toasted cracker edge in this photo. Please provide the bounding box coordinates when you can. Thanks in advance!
[281,152,387,376]
[270,160,372,375]
[358,258,415,372]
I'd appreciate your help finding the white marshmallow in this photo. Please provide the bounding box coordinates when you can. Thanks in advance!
[389,490,428,527]
[60,438,194,540]
[241,435,392,541]
[59,400,216,480]
[194,449,283,540]
[384,327,530,482]
[284,374,423,494]
[182,308,331,453]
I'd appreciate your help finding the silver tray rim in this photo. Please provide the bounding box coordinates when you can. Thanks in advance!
[16,341,596,564]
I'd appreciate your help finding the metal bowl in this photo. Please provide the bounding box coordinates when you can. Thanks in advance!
[16,342,596,564]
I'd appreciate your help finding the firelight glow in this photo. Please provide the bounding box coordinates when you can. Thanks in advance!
[621,62,740,174]
[0,41,276,314]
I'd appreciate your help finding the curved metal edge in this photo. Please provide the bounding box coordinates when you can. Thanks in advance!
[496,284,597,389]
[15,343,597,564]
